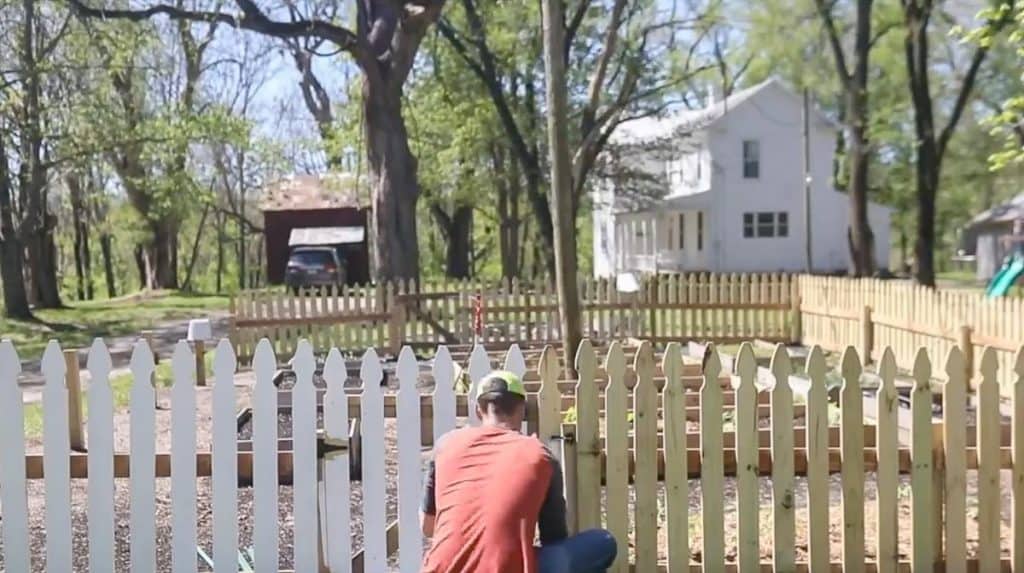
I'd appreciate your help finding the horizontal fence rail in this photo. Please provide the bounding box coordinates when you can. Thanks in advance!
[3,335,1024,571]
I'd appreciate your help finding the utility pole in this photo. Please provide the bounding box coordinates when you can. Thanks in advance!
[540,0,582,374]
[802,88,813,273]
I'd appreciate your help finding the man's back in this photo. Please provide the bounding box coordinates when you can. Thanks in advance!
[422,426,555,573]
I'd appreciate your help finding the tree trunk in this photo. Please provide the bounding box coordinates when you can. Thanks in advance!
[135,244,148,290]
[73,218,85,301]
[913,141,940,287]
[181,204,210,291]
[494,145,522,280]
[0,150,32,319]
[100,233,116,298]
[541,0,582,372]
[430,203,473,279]
[149,218,180,289]
[364,79,420,281]
[216,210,224,293]
[846,116,875,276]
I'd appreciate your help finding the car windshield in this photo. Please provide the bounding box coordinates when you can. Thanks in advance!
[289,250,333,266]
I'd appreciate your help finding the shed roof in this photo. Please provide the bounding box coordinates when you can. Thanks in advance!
[966,192,1024,228]
[260,173,367,212]
[289,226,365,247]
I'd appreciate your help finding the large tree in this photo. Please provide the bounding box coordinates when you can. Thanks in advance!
[69,0,447,281]
[900,0,1015,286]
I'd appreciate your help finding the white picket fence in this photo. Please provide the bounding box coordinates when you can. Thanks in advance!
[0,337,530,572]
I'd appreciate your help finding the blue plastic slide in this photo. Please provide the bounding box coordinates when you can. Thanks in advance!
[986,254,1024,297]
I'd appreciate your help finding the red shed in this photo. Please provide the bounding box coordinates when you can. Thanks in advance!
[260,174,371,285]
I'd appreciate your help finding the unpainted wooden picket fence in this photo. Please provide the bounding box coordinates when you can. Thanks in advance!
[2,337,1024,572]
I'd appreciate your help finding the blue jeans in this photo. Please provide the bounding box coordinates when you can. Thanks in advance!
[537,529,617,573]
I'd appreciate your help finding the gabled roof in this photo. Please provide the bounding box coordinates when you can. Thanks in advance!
[609,78,836,146]
[260,173,367,212]
[966,192,1024,227]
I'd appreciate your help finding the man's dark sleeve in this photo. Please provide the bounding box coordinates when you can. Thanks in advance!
[421,456,436,515]
[537,452,569,545]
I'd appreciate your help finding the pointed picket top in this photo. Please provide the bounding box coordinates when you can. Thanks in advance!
[431,346,456,441]
[840,346,862,383]
[537,345,562,440]
[213,339,236,379]
[397,346,418,392]
[575,339,596,384]
[806,345,827,382]
[251,337,275,375]
[604,340,627,383]
[701,343,722,387]
[735,342,757,385]
[0,339,21,381]
[171,340,194,387]
[432,346,454,394]
[468,344,491,382]
[945,346,966,383]
[770,344,792,382]
[503,343,527,378]
[323,348,346,392]
[912,347,931,386]
[979,346,998,382]
[360,347,384,387]
[86,338,112,382]
[130,337,155,380]
[661,342,683,383]
[292,340,316,386]
[878,347,898,388]
[42,340,67,384]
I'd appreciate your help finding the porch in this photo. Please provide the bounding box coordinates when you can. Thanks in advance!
[616,198,710,273]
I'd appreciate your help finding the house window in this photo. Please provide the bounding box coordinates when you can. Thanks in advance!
[743,212,789,238]
[678,213,685,250]
[697,212,704,251]
[742,140,760,179]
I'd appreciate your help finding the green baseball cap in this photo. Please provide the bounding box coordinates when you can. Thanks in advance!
[476,370,527,401]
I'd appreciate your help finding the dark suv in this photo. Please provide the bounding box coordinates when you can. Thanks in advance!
[284,247,346,293]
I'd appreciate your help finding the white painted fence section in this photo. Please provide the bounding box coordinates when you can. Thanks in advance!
[467,344,491,426]
[0,341,30,573]
[0,337,526,572]
[129,341,157,572]
[171,342,198,573]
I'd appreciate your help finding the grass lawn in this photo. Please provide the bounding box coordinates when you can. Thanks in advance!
[1,290,230,361]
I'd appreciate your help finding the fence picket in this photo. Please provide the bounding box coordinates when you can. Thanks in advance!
[943,347,967,573]
[769,344,795,572]
[0,341,30,572]
[361,347,387,571]
[324,349,353,572]
[253,339,279,570]
[83,340,115,573]
[735,344,759,573]
[805,346,830,572]
[604,342,629,573]
[839,347,865,572]
[574,340,601,531]
[212,339,239,572]
[503,343,527,378]
[910,349,935,570]
[661,343,688,572]
[467,344,491,426]
[292,341,319,573]
[876,348,899,573]
[432,346,456,441]
[129,340,157,572]
[633,342,658,572]
[977,347,1001,571]
[700,345,725,570]
[397,347,424,571]
[1013,348,1024,573]
[170,342,198,573]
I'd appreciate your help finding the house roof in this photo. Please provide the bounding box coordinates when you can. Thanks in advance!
[609,78,837,146]
[966,192,1024,228]
[260,173,367,212]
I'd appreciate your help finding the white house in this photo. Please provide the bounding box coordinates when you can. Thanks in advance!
[592,78,891,276]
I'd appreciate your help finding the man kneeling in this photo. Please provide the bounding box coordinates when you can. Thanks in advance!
[420,370,617,573]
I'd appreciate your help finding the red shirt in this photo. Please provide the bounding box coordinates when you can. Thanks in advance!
[421,426,566,573]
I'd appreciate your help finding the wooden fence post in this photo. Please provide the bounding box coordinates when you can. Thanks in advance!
[959,325,974,386]
[63,349,86,452]
[861,305,874,366]
[790,294,802,344]
[194,340,206,387]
